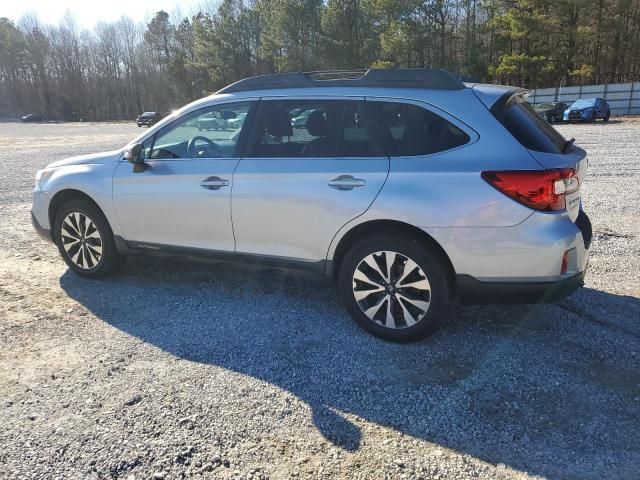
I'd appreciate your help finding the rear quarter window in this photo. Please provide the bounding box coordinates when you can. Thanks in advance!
[499,95,567,154]
[368,101,470,157]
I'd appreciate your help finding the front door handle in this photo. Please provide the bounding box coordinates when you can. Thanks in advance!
[200,176,229,190]
[328,175,365,190]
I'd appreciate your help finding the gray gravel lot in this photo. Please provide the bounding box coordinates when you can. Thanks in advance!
[0,120,639,480]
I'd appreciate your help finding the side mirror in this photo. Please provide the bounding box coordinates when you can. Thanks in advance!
[124,143,146,173]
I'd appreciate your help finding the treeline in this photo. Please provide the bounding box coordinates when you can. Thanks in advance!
[1,0,640,121]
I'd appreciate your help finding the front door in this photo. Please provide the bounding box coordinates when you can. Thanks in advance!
[113,101,255,252]
[231,98,389,263]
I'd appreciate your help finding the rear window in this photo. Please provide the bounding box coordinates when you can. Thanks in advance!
[500,95,567,154]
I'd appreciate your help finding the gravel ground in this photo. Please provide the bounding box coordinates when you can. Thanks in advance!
[0,119,639,480]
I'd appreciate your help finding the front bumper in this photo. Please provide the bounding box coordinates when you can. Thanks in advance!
[31,211,52,242]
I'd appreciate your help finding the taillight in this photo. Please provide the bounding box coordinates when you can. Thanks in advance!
[481,168,579,211]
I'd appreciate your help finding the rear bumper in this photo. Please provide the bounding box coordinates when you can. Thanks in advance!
[456,209,591,305]
[31,211,52,242]
[456,271,585,304]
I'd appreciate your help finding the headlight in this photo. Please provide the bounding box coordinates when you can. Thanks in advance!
[34,169,55,190]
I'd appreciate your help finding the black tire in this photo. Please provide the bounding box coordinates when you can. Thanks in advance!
[338,233,453,342]
[603,113,610,122]
[53,199,124,278]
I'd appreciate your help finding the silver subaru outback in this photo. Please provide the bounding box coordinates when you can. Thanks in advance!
[31,69,592,342]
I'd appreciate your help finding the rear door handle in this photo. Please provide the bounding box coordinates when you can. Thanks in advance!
[328,175,365,190]
[200,176,229,190]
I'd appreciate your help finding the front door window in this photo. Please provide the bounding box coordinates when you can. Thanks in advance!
[148,103,252,160]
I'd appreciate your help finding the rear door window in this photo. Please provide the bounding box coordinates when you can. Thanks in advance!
[367,101,470,156]
[499,96,567,154]
[246,99,385,158]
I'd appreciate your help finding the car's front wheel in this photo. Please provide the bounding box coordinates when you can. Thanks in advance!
[338,234,453,342]
[54,199,124,278]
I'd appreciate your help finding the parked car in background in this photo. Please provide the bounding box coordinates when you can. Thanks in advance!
[136,112,162,127]
[197,112,227,131]
[563,98,610,122]
[226,112,247,130]
[31,69,592,342]
[21,113,44,122]
[534,102,568,123]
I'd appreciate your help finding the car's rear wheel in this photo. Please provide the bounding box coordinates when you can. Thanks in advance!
[603,113,610,122]
[338,234,452,342]
[54,199,124,278]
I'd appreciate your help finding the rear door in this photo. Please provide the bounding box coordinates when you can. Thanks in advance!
[231,97,389,263]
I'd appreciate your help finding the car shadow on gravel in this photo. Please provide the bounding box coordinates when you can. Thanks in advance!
[60,255,640,479]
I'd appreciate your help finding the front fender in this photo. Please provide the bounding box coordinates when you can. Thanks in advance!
[39,160,121,236]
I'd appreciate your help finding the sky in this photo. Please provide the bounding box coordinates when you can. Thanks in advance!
[2,0,206,28]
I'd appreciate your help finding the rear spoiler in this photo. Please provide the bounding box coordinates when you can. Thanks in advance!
[490,89,529,123]
[471,84,527,120]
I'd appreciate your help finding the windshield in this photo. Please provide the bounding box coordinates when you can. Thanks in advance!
[537,103,555,109]
[141,112,155,117]
[570,99,596,109]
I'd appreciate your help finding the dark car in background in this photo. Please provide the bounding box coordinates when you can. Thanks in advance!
[136,112,162,127]
[563,98,610,122]
[534,102,567,123]
[21,113,44,122]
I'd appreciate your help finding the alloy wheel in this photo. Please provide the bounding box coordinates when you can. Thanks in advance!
[352,250,431,329]
[60,212,103,269]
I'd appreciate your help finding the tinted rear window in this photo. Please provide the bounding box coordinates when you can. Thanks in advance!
[501,96,567,154]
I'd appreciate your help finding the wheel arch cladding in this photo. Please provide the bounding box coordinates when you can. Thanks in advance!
[48,189,107,243]
[330,219,456,284]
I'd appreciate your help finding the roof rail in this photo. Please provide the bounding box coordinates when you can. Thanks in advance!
[216,68,465,94]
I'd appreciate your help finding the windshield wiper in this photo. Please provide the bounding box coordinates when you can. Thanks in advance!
[563,137,575,153]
